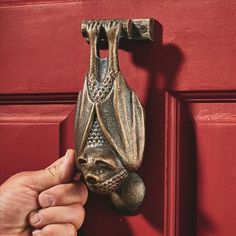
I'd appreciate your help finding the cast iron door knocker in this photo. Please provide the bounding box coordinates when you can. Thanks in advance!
[75,19,154,214]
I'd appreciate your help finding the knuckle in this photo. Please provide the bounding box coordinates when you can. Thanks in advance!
[38,192,55,208]
[51,186,64,203]
[79,204,86,219]
[38,211,47,226]
[78,182,88,205]
[42,224,76,236]
[29,211,47,228]
[54,192,63,204]
[13,171,27,179]
[47,165,65,183]
[73,204,85,229]
[66,223,77,236]
[11,171,32,184]
[41,225,53,235]
[47,166,58,178]
[41,225,60,236]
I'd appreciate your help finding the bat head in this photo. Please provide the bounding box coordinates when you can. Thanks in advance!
[77,146,128,194]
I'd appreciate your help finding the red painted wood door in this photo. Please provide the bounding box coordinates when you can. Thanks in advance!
[1,1,235,236]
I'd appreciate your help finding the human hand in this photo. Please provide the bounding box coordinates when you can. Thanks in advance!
[0,149,88,236]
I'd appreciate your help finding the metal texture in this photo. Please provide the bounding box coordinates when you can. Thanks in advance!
[81,18,154,43]
[75,19,153,214]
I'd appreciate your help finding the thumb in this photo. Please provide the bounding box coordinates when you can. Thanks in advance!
[23,149,76,192]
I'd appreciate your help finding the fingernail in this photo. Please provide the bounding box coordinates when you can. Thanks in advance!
[40,193,54,207]
[32,229,41,235]
[30,212,41,225]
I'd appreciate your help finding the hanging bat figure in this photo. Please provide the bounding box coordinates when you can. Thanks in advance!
[75,20,145,214]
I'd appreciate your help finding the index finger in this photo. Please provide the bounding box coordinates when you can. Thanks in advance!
[38,181,88,208]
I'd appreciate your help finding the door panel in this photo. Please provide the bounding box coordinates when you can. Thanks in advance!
[1,1,236,236]
[0,3,83,94]
[192,101,236,236]
[165,93,236,236]
[0,104,75,183]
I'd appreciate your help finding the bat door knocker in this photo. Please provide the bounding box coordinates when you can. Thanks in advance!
[75,19,154,214]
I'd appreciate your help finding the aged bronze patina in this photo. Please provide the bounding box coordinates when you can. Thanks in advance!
[75,19,154,214]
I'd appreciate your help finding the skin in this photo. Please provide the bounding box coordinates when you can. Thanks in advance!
[0,149,88,236]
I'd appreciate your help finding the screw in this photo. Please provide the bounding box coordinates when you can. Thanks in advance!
[140,25,147,33]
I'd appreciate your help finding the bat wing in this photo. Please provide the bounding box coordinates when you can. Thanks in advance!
[96,73,145,171]
[75,78,95,155]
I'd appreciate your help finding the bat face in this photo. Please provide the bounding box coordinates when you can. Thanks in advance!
[77,146,128,194]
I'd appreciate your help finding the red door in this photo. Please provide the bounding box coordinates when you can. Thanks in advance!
[1,1,235,236]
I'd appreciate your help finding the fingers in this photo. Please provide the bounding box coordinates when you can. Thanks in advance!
[29,203,85,230]
[32,223,77,236]
[24,150,77,192]
[38,181,88,208]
